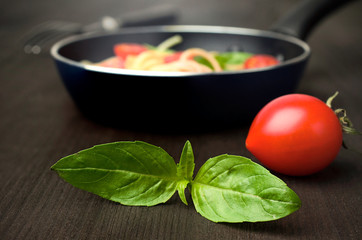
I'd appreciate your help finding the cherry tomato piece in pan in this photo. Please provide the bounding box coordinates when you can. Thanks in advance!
[97,57,125,68]
[113,43,148,60]
[164,51,183,63]
[244,54,279,69]
[245,94,343,176]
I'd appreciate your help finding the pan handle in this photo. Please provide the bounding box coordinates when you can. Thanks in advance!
[270,0,356,40]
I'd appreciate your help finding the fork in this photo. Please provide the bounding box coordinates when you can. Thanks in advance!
[22,5,179,54]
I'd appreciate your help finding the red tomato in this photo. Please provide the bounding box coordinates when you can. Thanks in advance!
[164,52,183,63]
[97,57,125,68]
[245,94,343,176]
[113,43,147,60]
[244,55,279,69]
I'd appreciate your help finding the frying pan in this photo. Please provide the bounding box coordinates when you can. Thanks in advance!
[51,0,354,132]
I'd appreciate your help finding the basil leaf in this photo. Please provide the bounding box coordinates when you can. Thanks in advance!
[176,140,195,205]
[176,180,189,205]
[191,154,301,223]
[216,52,253,71]
[193,56,214,69]
[217,52,252,65]
[177,140,195,181]
[195,52,253,70]
[51,141,181,206]
[52,140,301,223]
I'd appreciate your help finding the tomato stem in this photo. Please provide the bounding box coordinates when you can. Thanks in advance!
[326,91,361,135]
[334,108,361,135]
[326,91,361,150]
[326,91,339,108]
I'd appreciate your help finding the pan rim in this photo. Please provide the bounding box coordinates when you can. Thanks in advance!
[50,24,311,77]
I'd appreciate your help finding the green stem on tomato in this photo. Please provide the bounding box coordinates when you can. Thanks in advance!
[326,91,339,108]
[326,91,361,135]
[326,91,361,151]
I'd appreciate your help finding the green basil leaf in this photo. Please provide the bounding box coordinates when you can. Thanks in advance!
[177,140,195,181]
[193,56,215,70]
[191,154,301,223]
[195,52,253,70]
[51,141,181,206]
[217,52,252,65]
[176,140,195,205]
[176,180,189,205]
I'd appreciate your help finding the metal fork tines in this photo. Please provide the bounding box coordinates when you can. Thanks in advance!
[22,6,179,55]
[23,21,82,54]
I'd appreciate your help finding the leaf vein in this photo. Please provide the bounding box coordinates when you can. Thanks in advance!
[90,151,119,169]
[118,179,165,201]
[57,167,181,182]
[192,181,295,204]
[114,146,151,174]
[198,188,227,221]
[136,143,172,174]
[115,176,141,191]
[208,163,254,184]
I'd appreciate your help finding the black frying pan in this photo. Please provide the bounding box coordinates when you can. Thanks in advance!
[51,0,354,132]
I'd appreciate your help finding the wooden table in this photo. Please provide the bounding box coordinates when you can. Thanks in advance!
[1,0,361,239]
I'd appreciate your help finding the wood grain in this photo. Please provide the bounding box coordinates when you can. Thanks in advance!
[1,0,361,239]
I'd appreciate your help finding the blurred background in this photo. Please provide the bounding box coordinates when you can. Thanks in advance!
[1,0,361,80]
[1,0,361,125]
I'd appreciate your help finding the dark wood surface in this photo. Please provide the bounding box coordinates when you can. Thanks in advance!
[1,0,361,239]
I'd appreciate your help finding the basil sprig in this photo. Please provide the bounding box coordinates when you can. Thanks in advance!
[51,141,301,223]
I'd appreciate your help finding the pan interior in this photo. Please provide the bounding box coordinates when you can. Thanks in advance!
[52,25,310,74]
